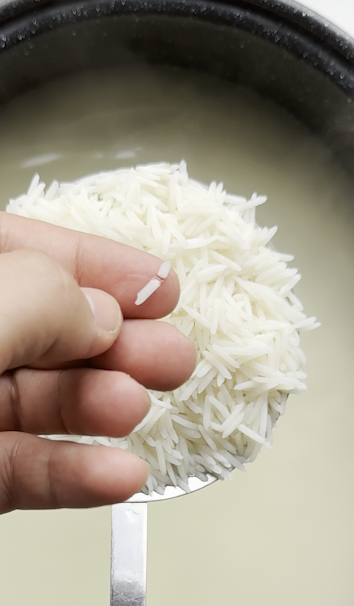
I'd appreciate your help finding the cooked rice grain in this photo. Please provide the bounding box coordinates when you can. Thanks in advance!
[6,161,318,494]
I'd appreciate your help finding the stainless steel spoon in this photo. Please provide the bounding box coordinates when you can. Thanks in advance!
[110,391,288,605]
[110,475,217,606]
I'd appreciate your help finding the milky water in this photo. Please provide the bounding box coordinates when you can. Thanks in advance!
[0,66,353,606]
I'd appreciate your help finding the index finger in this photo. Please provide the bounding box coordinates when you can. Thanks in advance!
[0,211,179,319]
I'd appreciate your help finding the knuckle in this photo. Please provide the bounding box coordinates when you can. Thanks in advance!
[10,249,76,306]
[0,371,22,431]
[0,434,20,513]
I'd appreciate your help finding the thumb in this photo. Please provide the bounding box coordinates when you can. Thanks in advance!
[0,249,122,371]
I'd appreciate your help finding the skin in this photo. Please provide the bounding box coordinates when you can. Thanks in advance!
[0,211,196,514]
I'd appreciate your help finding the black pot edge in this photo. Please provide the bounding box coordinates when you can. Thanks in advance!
[240,0,354,62]
[0,0,354,65]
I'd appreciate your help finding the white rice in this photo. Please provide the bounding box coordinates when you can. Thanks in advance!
[135,260,171,305]
[6,161,319,494]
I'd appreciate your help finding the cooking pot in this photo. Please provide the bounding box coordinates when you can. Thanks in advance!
[0,2,353,606]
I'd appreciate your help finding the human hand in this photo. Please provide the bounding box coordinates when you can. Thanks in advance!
[0,211,196,514]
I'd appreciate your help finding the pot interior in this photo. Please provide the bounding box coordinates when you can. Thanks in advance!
[0,2,354,171]
[0,3,353,606]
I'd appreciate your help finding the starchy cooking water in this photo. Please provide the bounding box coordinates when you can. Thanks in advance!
[0,66,353,606]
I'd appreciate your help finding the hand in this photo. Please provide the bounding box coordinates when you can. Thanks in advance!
[0,211,196,514]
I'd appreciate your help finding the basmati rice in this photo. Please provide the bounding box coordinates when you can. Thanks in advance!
[135,260,171,305]
[6,161,319,494]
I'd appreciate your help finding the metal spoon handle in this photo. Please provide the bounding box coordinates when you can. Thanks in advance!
[110,502,147,606]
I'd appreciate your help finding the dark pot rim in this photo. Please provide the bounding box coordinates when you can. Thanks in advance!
[0,0,354,63]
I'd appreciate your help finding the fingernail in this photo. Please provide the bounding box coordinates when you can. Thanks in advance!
[139,460,151,485]
[144,390,151,414]
[81,287,122,334]
[183,333,198,366]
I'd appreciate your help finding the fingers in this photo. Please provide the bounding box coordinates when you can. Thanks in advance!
[0,212,180,319]
[0,319,196,434]
[93,320,197,390]
[0,368,150,436]
[0,432,149,514]
[0,249,122,372]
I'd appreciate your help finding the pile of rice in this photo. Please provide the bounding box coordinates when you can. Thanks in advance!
[6,161,318,494]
